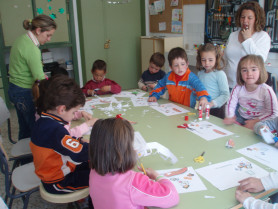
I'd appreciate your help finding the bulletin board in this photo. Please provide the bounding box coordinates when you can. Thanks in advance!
[149,0,183,34]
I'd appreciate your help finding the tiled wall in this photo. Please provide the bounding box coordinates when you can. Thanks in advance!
[183,4,205,50]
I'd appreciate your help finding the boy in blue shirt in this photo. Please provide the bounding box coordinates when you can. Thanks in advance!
[138,52,165,92]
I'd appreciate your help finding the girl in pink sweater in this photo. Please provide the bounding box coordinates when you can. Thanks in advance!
[89,118,179,209]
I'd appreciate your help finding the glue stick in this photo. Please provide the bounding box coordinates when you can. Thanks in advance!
[198,106,202,121]
[205,104,210,119]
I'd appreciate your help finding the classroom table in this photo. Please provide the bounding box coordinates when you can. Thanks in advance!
[73,91,278,209]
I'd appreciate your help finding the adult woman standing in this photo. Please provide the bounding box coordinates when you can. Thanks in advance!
[8,15,56,140]
[224,1,271,90]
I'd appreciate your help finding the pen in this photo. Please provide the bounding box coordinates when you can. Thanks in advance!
[140,162,147,175]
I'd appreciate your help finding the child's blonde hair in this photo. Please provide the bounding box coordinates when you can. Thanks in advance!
[236,55,268,86]
[196,43,225,71]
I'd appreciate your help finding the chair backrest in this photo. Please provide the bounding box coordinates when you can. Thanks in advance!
[0,97,10,127]
[0,142,12,198]
[0,96,17,144]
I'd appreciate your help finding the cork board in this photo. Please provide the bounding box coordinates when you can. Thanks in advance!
[149,0,183,33]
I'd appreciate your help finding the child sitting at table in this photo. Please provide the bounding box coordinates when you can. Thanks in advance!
[148,47,211,110]
[224,55,278,130]
[82,59,121,97]
[196,43,229,119]
[138,52,165,92]
[30,75,93,195]
[33,75,97,138]
[89,118,179,209]
[235,173,278,208]
[253,117,278,147]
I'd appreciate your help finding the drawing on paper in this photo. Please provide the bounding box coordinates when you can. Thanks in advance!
[150,103,189,116]
[185,121,234,141]
[157,167,207,194]
[196,157,269,191]
[237,142,278,171]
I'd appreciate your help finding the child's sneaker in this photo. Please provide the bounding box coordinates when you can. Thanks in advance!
[260,126,278,144]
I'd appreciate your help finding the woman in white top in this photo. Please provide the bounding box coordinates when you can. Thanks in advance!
[223,1,271,89]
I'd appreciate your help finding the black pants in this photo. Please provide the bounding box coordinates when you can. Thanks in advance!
[42,162,90,194]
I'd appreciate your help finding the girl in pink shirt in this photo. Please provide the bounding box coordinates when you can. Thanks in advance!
[224,55,278,130]
[89,118,179,209]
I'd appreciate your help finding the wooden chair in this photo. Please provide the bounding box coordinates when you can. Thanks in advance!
[0,142,40,209]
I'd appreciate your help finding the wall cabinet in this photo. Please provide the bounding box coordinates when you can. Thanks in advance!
[0,0,78,105]
[140,36,183,73]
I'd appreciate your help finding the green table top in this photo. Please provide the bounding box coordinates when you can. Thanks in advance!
[74,91,277,209]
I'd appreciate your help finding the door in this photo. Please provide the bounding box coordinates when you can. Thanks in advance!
[78,0,142,90]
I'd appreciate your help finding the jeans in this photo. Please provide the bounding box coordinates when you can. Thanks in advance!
[235,106,247,125]
[8,83,36,140]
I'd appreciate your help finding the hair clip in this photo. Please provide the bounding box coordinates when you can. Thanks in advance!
[29,19,32,25]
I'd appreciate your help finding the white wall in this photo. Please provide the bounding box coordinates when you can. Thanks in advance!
[145,0,278,65]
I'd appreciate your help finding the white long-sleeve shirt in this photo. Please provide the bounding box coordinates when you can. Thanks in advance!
[226,84,278,121]
[243,172,278,209]
[224,30,271,88]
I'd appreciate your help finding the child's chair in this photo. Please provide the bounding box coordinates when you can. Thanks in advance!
[0,97,32,170]
[39,184,89,208]
[0,142,40,209]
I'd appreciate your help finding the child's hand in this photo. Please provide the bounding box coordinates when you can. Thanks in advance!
[208,102,214,108]
[238,177,264,193]
[148,97,157,102]
[81,138,90,143]
[244,119,260,130]
[86,117,98,127]
[100,85,111,92]
[138,166,159,180]
[223,116,236,125]
[199,97,209,111]
[142,85,148,91]
[87,89,95,96]
[81,111,93,121]
[148,83,156,89]
[235,188,252,204]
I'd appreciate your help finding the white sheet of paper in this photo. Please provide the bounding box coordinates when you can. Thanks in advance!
[186,121,234,141]
[159,22,166,31]
[237,142,278,171]
[82,97,119,108]
[170,0,179,6]
[150,103,189,116]
[196,157,269,191]
[154,0,163,12]
[157,167,207,193]
[149,4,158,15]
[160,0,165,11]
[131,97,150,107]
[113,91,146,98]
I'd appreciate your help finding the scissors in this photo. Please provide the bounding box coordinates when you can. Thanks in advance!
[177,123,195,131]
[194,151,205,163]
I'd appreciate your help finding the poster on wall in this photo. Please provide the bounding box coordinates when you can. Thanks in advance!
[171,9,182,33]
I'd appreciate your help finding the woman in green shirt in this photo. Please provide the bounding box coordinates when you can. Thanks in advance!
[8,15,56,140]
